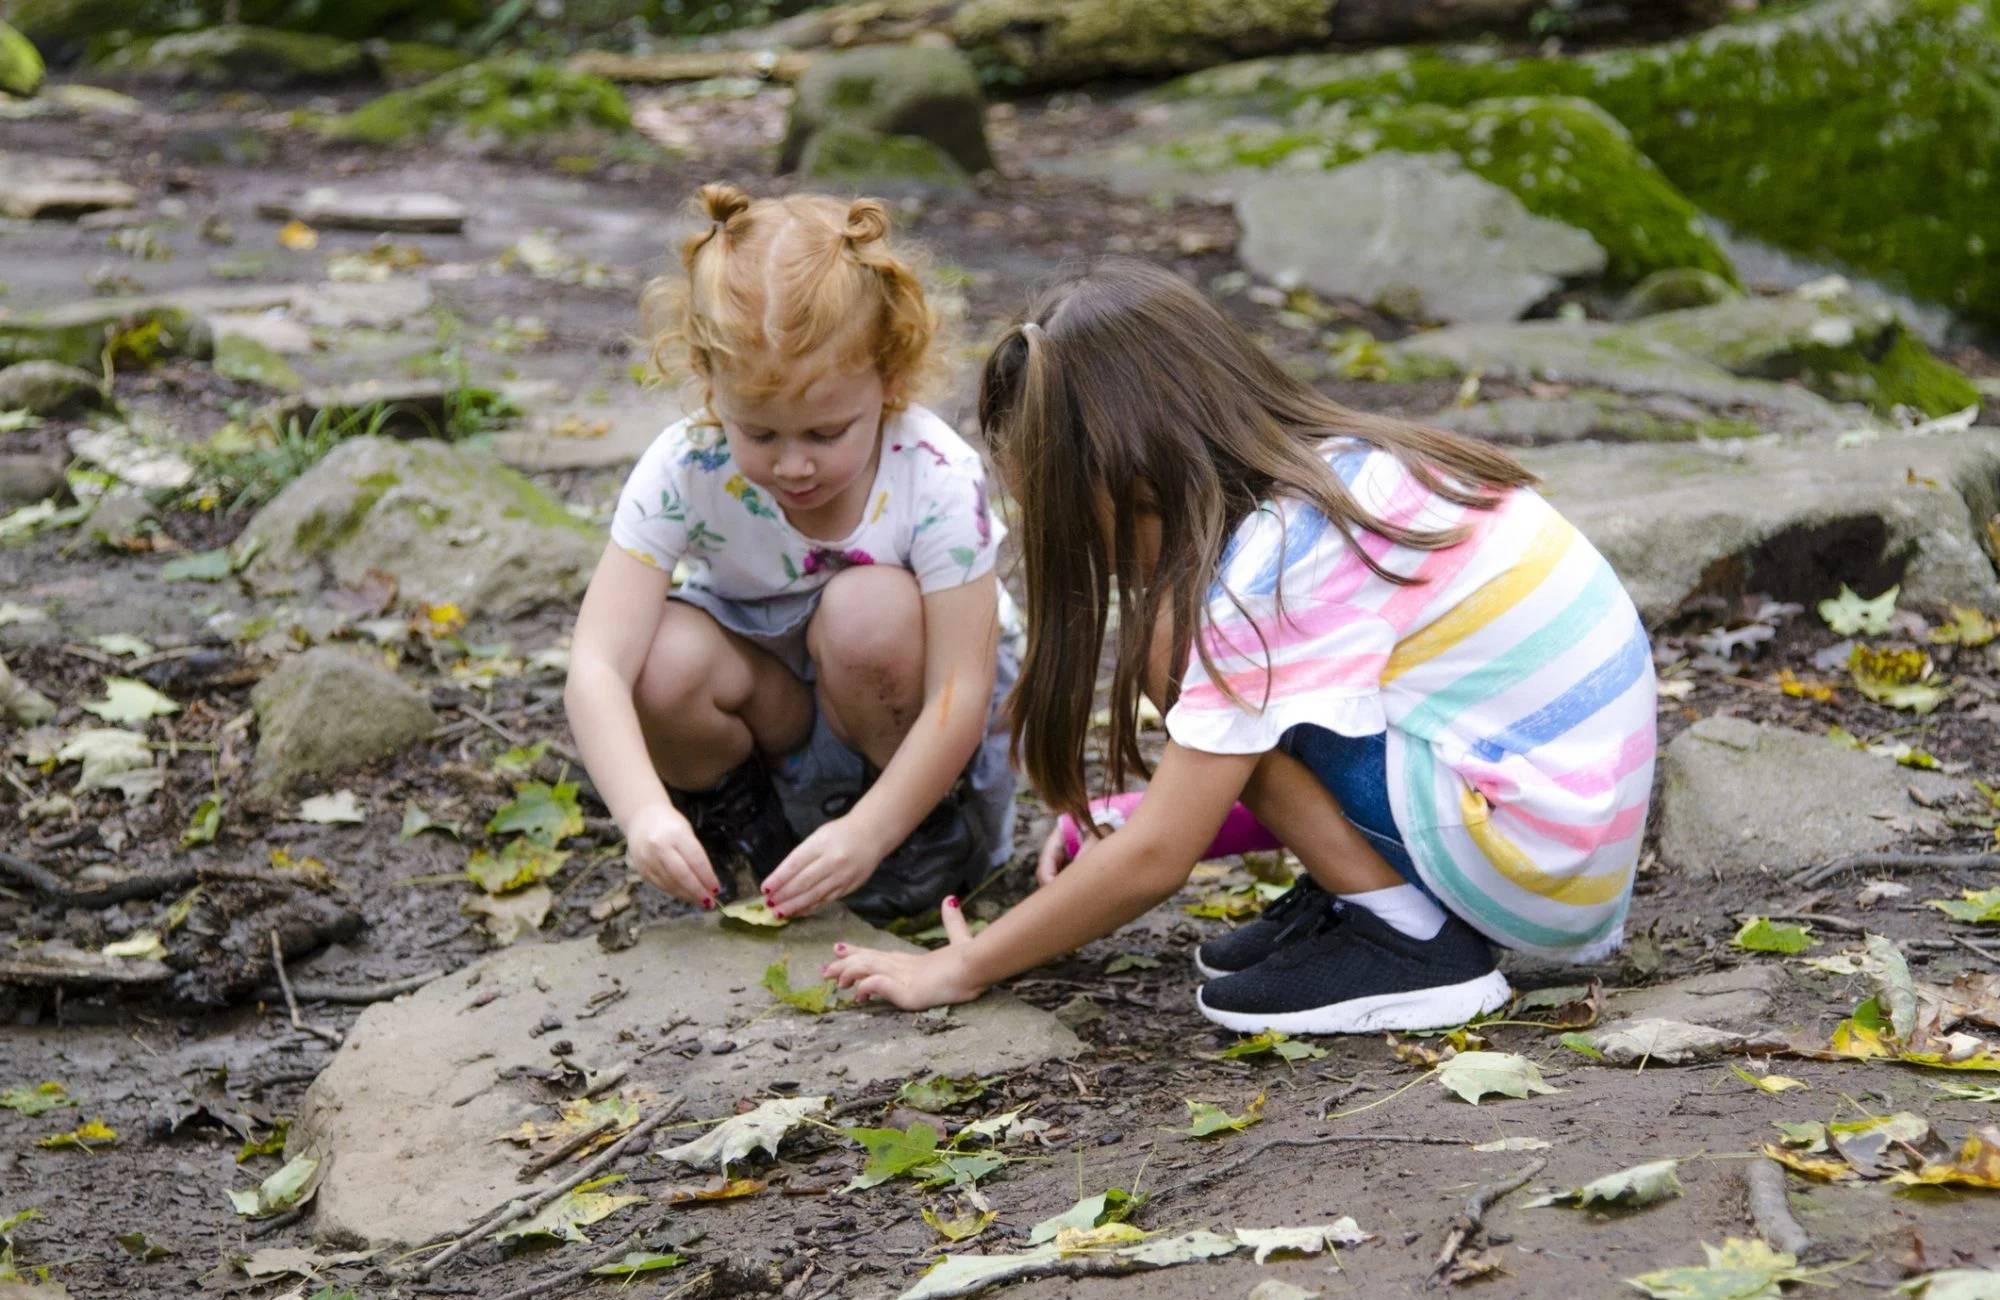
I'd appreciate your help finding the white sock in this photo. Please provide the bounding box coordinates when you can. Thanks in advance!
[1340,883,1446,941]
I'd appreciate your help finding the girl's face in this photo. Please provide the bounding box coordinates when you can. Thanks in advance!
[713,361,886,535]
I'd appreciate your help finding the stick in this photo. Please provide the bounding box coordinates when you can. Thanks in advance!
[0,852,295,907]
[1151,1133,1465,1206]
[259,970,443,1004]
[244,1205,307,1240]
[483,1228,687,1300]
[412,1095,684,1280]
[1793,852,2000,890]
[1953,934,2000,964]
[517,1120,616,1182]
[270,931,343,1048]
[1744,1158,1811,1257]
[1428,1156,1546,1288]
[450,703,583,769]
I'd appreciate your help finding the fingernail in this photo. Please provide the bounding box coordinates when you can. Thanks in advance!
[835,943,848,953]
[702,896,714,911]
[945,896,959,909]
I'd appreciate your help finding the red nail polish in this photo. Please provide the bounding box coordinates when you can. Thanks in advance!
[945,896,959,909]
[835,943,848,953]
[702,897,714,911]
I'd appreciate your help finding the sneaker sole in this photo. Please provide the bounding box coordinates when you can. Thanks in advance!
[1192,951,1231,981]
[1195,969,1513,1035]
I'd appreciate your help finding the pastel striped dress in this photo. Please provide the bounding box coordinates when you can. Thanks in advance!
[1163,440,1655,963]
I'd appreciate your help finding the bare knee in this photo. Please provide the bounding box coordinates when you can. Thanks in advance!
[634,604,735,724]
[808,567,924,692]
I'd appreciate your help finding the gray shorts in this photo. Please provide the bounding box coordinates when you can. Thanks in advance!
[671,584,1019,870]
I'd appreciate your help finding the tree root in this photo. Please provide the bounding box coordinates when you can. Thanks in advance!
[1428,1156,1546,1288]
[1744,1158,1811,1257]
[0,849,298,908]
[1792,851,2000,890]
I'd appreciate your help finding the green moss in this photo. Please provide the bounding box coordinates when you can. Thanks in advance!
[0,19,45,97]
[372,40,469,84]
[797,124,970,190]
[95,25,366,86]
[214,334,303,392]
[952,0,1331,85]
[326,56,631,148]
[1169,96,1733,287]
[0,300,205,370]
[1169,0,2000,323]
[1807,329,1982,417]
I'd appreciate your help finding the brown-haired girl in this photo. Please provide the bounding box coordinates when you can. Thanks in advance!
[565,184,1017,921]
[825,258,1654,1033]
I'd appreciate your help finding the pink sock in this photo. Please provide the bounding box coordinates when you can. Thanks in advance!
[1059,792,1281,860]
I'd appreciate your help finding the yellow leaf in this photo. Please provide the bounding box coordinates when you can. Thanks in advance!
[1776,669,1834,702]
[277,219,318,250]
[1732,1065,1809,1094]
[37,1117,118,1149]
[421,602,466,638]
[1889,1125,2000,1189]
[102,930,165,960]
[923,1206,997,1243]
[1830,1015,1894,1060]
[1054,1222,1150,1254]
[1760,1144,1854,1180]
[664,1176,765,1203]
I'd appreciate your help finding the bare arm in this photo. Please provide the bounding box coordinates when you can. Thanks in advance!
[823,741,1261,1006]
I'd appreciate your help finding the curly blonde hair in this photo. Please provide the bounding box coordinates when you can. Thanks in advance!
[642,183,942,414]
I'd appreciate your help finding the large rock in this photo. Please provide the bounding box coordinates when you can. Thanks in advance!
[0,360,107,417]
[249,648,436,800]
[0,152,137,220]
[797,123,972,191]
[238,437,598,617]
[93,25,368,88]
[1165,0,2000,324]
[6,0,480,46]
[255,188,467,234]
[1604,965,1786,1033]
[1521,429,2000,621]
[0,452,66,505]
[292,912,1082,1249]
[0,296,210,370]
[780,44,992,178]
[0,19,42,97]
[324,57,630,150]
[1238,152,1604,323]
[1096,95,1732,289]
[1426,390,1762,445]
[1656,716,1965,877]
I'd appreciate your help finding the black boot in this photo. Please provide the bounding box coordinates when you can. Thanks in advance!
[844,782,989,923]
[671,759,800,901]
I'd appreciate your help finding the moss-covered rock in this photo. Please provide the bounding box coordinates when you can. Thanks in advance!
[249,648,437,801]
[7,0,481,47]
[0,20,44,97]
[1134,95,1732,288]
[1167,0,2000,323]
[1626,284,1979,417]
[0,298,212,371]
[0,360,108,416]
[781,44,992,177]
[950,0,1331,86]
[1613,267,1739,320]
[93,24,367,88]
[1427,390,1763,444]
[324,56,631,150]
[798,123,972,190]
[368,39,470,85]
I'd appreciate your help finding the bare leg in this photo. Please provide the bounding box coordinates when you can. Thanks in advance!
[633,602,813,790]
[806,566,926,770]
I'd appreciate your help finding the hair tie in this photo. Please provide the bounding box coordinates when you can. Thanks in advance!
[1022,321,1044,340]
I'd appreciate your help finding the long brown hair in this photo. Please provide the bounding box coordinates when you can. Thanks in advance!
[977,258,1537,831]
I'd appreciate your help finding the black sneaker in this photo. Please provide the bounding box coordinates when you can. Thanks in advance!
[1196,903,1511,1035]
[670,759,800,900]
[1193,876,1331,979]
[843,787,987,923]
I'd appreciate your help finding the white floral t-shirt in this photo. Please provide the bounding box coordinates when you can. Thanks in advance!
[610,404,1004,601]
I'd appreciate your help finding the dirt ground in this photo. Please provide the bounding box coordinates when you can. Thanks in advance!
[3,70,2000,1300]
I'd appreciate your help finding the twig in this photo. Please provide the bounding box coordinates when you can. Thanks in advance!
[412,1095,684,1280]
[1953,934,2000,964]
[1151,1133,1464,1207]
[1428,1156,1546,1288]
[244,1205,307,1240]
[1763,912,1867,934]
[1793,852,2000,890]
[0,852,297,907]
[451,702,584,769]
[483,1228,662,1300]
[518,1120,617,1182]
[261,970,443,1004]
[1744,1158,1811,1258]
[270,931,343,1048]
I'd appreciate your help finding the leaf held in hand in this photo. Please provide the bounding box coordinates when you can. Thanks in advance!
[1528,1158,1682,1210]
[1436,1052,1561,1105]
[719,898,788,928]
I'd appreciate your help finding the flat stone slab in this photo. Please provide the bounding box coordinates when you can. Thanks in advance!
[293,913,1080,1249]
[258,188,467,234]
[1606,965,1786,1032]
[0,152,137,219]
[1656,716,1965,877]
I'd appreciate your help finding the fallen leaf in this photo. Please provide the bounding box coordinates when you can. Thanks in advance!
[1209,1030,1327,1063]
[1829,1111,1932,1177]
[1937,1083,2000,1103]
[663,1175,765,1203]
[56,727,156,798]
[237,1119,289,1163]
[1849,644,1948,713]
[1173,1092,1265,1138]
[1027,1189,1144,1244]
[1472,1136,1553,1151]
[81,676,178,723]
[764,959,837,1015]
[159,548,234,582]
[36,1118,117,1150]
[897,1076,996,1112]
[1929,606,1997,648]
[1732,1066,1809,1095]
[465,839,567,894]
[899,1231,1241,1300]
[842,1123,940,1190]
[112,1232,173,1261]
[399,802,461,841]
[1627,1237,1815,1299]
[277,219,318,250]
[0,603,47,626]
[1436,1052,1561,1104]
[656,1096,828,1173]
[296,791,365,824]
[1558,1031,1604,1060]
[924,1207,997,1243]
[1512,981,1605,1029]
[1888,1125,2000,1189]
[1734,917,1815,954]
[495,1173,643,1244]
[102,931,165,960]
[954,1107,1051,1147]
[460,884,551,945]
[1897,1269,2000,1298]
[718,898,788,928]
[487,781,583,848]
[1530,1158,1682,1210]
[590,1251,683,1276]
[227,1154,318,1218]
[180,796,222,849]
[1595,1018,1747,1066]
[490,741,548,777]
[1760,1143,1855,1180]
[1054,1223,1150,1253]
[1104,952,1161,974]
[0,1084,74,1117]
[88,634,153,658]
[1819,583,1899,635]
[1857,880,1912,909]
[235,1245,373,1280]
[1235,1221,1371,1264]
[1776,668,1835,702]
[513,1096,638,1151]
[1930,888,2000,925]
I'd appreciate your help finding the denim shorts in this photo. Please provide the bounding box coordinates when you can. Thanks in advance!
[1276,725,1437,901]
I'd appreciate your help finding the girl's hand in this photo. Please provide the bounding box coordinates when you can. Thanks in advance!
[1035,822,1071,887]
[822,897,985,1010]
[625,802,720,907]
[762,816,886,918]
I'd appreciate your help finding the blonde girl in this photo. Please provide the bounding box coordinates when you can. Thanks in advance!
[825,259,1654,1032]
[565,184,1017,921]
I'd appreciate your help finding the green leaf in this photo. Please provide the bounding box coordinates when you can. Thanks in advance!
[1863,933,1918,1041]
[89,634,153,657]
[1527,1158,1683,1210]
[1772,1120,1829,1153]
[103,931,166,960]
[0,1208,41,1238]
[840,1123,939,1190]
[487,781,583,848]
[1732,917,1815,955]
[1210,1030,1327,1063]
[1436,1052,1561,1105]
[228,1154,318,1218]
[656,1096,828,1173]
[296,790,365,824]
[0,1084,75,1117]
[160,548,234,582]
[896,1075,996,1111]
[1172,1092,1265,1138]
[1627,1237,1814,1299]
[1027,1188,1145,1245]
[237,1119,290,1164]
[1558,1032,1603,1060]
[114,1231,175,1261]
[1818,583,1899,635]
[465,839,568,894]
[1930,888,2000,924]
[490,741,549,777]
[953,1106,1051,1146]
[1103,952,1160,974]
[180,796,222,848]
[763,959,836,1015]
[399,801,462,840]
[1937,1083,2000,1103]
[916,1152,1006,1188]
[495,1173,643,1244]
[82,677,179,724]
[37,1117,118,1150]
[590,1251,683,1276]
[719,898,788,928]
